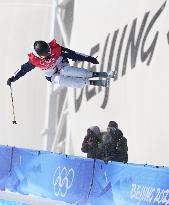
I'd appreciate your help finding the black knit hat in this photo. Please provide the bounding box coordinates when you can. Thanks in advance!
[108,121,118,128]
[88,126,101,137]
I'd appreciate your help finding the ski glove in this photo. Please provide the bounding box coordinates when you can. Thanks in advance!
[86,56,99,64]
[7,76,15,86]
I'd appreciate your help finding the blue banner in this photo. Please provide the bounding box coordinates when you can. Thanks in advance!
[0,145,169,205]
[0,146,12,191]
[0,199,28,205]
[89,161,169,205]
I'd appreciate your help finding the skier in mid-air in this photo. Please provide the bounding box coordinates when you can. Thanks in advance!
[7,39,116,88]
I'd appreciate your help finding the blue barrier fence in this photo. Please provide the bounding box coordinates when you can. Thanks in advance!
[0,145,169,205]
[0,199,28,205]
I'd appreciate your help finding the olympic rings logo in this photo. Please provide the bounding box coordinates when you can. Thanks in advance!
[53,166,75,198]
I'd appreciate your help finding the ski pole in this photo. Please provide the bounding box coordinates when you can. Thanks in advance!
[9,85,17,124]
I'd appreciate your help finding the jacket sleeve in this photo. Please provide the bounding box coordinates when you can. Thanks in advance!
[61,46,98,63]
[12,61,35,81]
[116,137,128,153]
[81,136,90,153]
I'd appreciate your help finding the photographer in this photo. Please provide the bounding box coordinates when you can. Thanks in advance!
[113,129,128,163]
[101,121,128,163]
[81,126,102,159]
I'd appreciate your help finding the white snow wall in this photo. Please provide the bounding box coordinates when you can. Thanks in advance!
[67,0,169,166]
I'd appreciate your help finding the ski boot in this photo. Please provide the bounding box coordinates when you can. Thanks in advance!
[107,70,118,78]
[92,70,117,78]
[90,79,110,87]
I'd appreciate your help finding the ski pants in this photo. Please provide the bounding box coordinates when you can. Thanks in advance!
[52,65,93,88]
